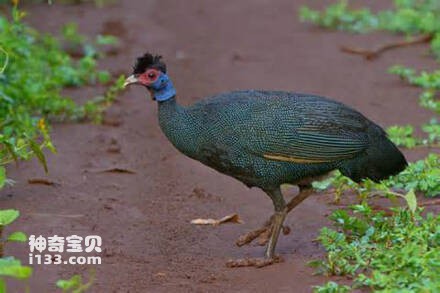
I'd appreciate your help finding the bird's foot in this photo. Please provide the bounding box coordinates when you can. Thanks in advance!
[226,255,283,268]
[236,216,291,247]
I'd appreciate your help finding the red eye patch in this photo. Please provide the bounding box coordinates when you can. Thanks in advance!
[139,69,159,84]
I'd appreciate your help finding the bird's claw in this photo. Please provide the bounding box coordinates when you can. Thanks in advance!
[226,255,283,268]
[236,220,291,247]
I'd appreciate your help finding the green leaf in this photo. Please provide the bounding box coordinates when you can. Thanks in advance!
[387,125,419,148]
[0,278,5,293]
[56,275,82,291]
[3,142,18,164]
[0,210,19,226]
[404,190,417,213]
[97,71,111,84]
[0,257,32,280]
[95,34,119,46]
[7,231,27,242]
[0,167,5,189]
[28,139,48,173]
[312,177,333,190]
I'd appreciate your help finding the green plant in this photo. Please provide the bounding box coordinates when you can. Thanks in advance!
[313,281,350,293]
[314,154,440,199]
[310,203,440,292]
[0,5,123,183]
[56,270,96,293]
[300,0,440,37]
[422,118,440,144]
[0,209,32,292]
[389,66,440,115]
[0,209,27,257]
[387,119,440,148]
[386,125,419,148]
[299,2,379,33]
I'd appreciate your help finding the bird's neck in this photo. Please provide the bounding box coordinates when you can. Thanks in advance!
[158,97,200,157]
[150,74,176,102]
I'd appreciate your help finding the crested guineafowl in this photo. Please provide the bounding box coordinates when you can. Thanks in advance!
[124,53,407,268]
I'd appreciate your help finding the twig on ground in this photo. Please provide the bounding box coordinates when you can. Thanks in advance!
[29,213,84,218]
[420,199,440,207]
[88,167,136,174]
[341,34,433,60]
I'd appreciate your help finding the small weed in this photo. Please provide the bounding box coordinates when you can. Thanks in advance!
[57,270,96,293]
[0,209,32,292]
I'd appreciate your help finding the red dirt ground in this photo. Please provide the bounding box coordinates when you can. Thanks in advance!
[2,0,437,292]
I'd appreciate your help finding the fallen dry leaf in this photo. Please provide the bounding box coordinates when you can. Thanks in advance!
[190,213,243,226]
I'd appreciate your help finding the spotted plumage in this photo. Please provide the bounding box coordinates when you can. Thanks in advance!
[158,90,406,189]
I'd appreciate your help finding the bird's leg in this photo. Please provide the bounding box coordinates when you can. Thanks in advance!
[227,186,314,268]
[235,185,313,247]
[264,210,286,259]
[285,184,314,214]
[227,188,286,268]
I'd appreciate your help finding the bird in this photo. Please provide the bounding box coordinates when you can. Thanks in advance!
[124,53,408,268]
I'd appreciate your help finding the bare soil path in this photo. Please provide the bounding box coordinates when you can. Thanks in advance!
[2,0,434,292]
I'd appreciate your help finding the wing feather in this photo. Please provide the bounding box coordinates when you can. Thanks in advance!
[194,91,371,165]
[249,97,371,164]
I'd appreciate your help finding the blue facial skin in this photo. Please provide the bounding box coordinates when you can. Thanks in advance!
[149,73,176,102]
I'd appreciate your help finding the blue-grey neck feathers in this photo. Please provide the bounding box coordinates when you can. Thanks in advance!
[151,73,176,102]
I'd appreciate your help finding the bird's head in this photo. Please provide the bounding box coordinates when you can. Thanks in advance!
[124,53,176,102]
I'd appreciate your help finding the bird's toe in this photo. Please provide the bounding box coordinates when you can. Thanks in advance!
[236,219,291,247]
[257,227,272,246]
[226,256,283,268]
[255,224,290,246]
[236,225,270,246]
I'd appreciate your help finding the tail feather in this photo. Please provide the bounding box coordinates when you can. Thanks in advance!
[339,128,407,183]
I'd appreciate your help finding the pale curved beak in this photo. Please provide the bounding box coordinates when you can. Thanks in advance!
[124,75,140,87]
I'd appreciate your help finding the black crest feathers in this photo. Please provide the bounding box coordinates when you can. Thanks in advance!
[132,53,167,74]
